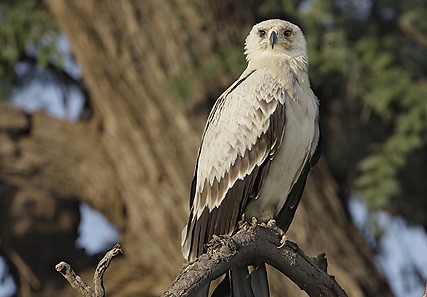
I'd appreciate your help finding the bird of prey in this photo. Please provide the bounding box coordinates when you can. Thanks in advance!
[182,19,320,296]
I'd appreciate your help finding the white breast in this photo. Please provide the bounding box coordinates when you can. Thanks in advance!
[245,86,318,222]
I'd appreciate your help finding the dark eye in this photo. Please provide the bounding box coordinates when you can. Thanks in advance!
[284,30,292,37]
[258,29,266,37]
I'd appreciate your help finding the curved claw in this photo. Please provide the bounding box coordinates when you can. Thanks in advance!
[278,234,288,248]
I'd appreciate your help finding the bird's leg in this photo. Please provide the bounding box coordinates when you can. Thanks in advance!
[265,219,288,247]
[247,217,288,246]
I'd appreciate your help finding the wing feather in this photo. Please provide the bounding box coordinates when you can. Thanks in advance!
[276,115,320,232]
[182,69,289,261]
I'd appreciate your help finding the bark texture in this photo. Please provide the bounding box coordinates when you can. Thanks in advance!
[0,0,392,296]
[164,225,348,297]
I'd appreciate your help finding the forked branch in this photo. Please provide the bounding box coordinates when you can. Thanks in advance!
[56,227,347,297]
[55,244,122,297]
[163,223,348,297]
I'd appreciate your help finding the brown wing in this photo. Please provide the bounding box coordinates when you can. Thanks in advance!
[181,69,288,261]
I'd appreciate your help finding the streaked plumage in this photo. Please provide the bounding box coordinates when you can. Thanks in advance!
[182,19,320,295]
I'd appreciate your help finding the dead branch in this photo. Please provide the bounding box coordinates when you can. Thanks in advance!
[163,223,348,297]
[56,227,347,297]
[55,244,122,297]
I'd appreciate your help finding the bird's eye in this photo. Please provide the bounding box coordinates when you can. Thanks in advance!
[284,30,292,37]
[258,29,266,37]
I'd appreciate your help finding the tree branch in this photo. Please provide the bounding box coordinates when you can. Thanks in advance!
[56,225,348,297]
[56,244,122,297]
[163,223,348,297]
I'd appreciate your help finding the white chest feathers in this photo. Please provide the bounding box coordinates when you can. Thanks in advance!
[245,84,318,222]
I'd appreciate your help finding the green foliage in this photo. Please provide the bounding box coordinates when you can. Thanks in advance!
[165,72,195,103]
[217,45,246,78]
[164,45,245,103]
[257,0,427,215]
[303,0,427,212]
[356,85,427,209]
[0,0,60,100]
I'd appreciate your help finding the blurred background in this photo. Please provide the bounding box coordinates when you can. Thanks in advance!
[0,0,426,296]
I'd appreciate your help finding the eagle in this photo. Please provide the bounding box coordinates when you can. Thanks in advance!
[181,19,320,296]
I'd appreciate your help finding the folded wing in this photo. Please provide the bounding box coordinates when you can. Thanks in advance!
[182,69,290,261]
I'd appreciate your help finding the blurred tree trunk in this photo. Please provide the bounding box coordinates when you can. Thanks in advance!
[0,0,392,296]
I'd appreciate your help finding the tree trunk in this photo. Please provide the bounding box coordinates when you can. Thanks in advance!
[0,0,392,296]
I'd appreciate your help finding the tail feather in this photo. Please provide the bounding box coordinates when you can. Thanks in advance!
[250,263,270,297]
[211,275,231,297]
[195,283,210,297]
[212,264,269,297]
[231,266,255,297]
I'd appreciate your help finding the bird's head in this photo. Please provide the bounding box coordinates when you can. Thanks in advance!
[244,19,307,62]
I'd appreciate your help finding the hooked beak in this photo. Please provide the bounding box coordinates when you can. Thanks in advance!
[269,30,278,49]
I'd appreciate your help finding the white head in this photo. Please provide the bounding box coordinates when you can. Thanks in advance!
[244,19,307,62]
